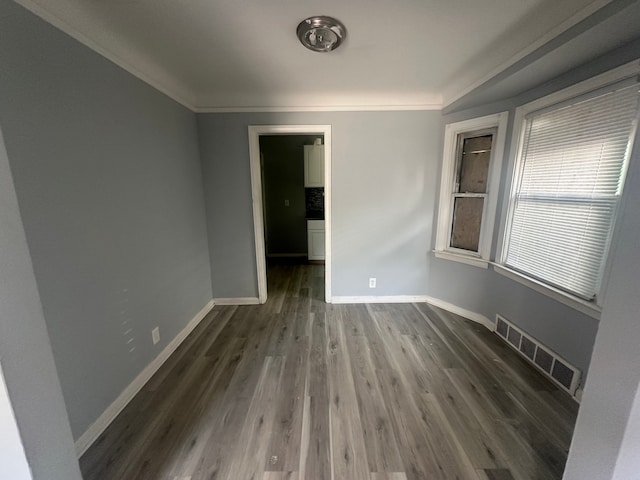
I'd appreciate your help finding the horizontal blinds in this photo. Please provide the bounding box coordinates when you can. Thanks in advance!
[506,83,640,299]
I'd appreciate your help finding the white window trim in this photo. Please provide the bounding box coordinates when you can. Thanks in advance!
[495,59,640,312]
[434,250,490,268]
[435,112,509,267]
[492,264,602,319]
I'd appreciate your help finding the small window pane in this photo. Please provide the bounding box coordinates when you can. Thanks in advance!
[459,135,492,193]
[451,197,484,251]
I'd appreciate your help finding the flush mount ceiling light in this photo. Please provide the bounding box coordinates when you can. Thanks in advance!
[297,16,346,53]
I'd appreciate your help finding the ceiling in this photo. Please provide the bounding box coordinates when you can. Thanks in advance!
[13,0,635,111]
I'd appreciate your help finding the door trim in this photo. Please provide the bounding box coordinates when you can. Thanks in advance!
[248,125,332,303]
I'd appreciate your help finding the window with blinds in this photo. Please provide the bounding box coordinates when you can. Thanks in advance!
[504,81,640,300]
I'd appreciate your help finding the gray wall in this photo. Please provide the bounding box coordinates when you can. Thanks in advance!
[0,126,81,479]
[0,364,32,480]
[260,135,316,256]
[426,260,600,379]
[5,0,636,471]
[0,0,212,439]
[197,111,441,299]
[562,104,640,480]
[432,41,640,478]
[427,41,640,380]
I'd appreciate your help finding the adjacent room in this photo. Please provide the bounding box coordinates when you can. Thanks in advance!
[1,0,640,479]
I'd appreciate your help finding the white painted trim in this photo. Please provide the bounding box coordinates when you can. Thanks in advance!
[442,0,616,107]
[433,250,489,269]
[494,105,527,263]
[435,112,509,263]
[13,0,444,115]
[248,125,332,304]
[12,0,623,115]
[331,295,430,304]
[213,297,260,305]
[493,264,601,320]
[15,1,443,115]
[323,129,332,304]
[424,296,495,331]
[194,104,442,113]
[330,295,495,332]
[248,127,268,304]
[495,60,640,313]
[574,388,584,403]
[74,299,214,457]
[511,60,640,117]
[13,0,195,110]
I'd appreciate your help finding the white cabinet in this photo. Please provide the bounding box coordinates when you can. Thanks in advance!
[304,145,324,187]
[307,220,325,260]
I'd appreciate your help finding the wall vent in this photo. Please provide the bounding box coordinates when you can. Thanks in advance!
[495,314,581,397]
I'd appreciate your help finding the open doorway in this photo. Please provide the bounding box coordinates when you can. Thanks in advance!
[248,125,332,304]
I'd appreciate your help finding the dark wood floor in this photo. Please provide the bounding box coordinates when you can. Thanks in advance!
[80,260,578,480]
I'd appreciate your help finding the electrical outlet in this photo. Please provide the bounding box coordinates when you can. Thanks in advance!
[369,277,376,288]
[284,199,290,207]
[152,327,160,345]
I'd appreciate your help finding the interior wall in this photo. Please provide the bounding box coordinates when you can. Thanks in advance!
[197,110,441,300]
[0,0,213,440]
[429,42,640,381]
[0,364,32,480]
[5,0,635,462]
[260,135,317,256]
[562,106,640,480]
[0,126,81,479]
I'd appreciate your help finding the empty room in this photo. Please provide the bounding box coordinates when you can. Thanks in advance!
[2,0,640,479]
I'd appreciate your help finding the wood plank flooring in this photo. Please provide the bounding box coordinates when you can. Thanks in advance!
[80,260,578,480]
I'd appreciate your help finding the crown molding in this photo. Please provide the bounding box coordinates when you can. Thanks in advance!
[13,0,444,114]
[13,0,196,110]
[442,0,615,107]
[194,103,443,113]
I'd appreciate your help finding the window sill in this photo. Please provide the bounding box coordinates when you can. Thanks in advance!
[492,264,601,320]
[433,250,489,269]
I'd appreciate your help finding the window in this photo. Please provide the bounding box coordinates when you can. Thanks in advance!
[435,113,508,268]
[500,73,640,303]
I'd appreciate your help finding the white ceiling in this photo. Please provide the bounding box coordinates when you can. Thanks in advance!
[446,0,640,112]
[14,0,625,111]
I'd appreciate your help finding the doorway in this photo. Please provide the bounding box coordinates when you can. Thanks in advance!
[248,125,332,304]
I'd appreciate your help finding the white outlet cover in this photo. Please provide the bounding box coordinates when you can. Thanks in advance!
[369,278,376,288]
[152,327,160,345]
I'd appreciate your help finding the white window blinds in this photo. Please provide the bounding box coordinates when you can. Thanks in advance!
[504,82,640,300]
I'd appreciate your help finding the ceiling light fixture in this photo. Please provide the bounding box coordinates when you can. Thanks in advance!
[297,16,346,53]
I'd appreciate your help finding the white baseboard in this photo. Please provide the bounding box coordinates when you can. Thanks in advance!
[213,297,260,305]
[425,296,495,331]
[330,295,494,332]
[74,299,215,457]
[331,295,430,304]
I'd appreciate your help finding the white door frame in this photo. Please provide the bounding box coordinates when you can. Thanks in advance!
[248,125,332,304]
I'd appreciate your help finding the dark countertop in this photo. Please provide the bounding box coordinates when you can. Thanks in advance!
[306,210,324,220]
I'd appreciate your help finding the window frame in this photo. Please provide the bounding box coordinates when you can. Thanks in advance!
[495,60,640,315]
[435,112,509,268]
